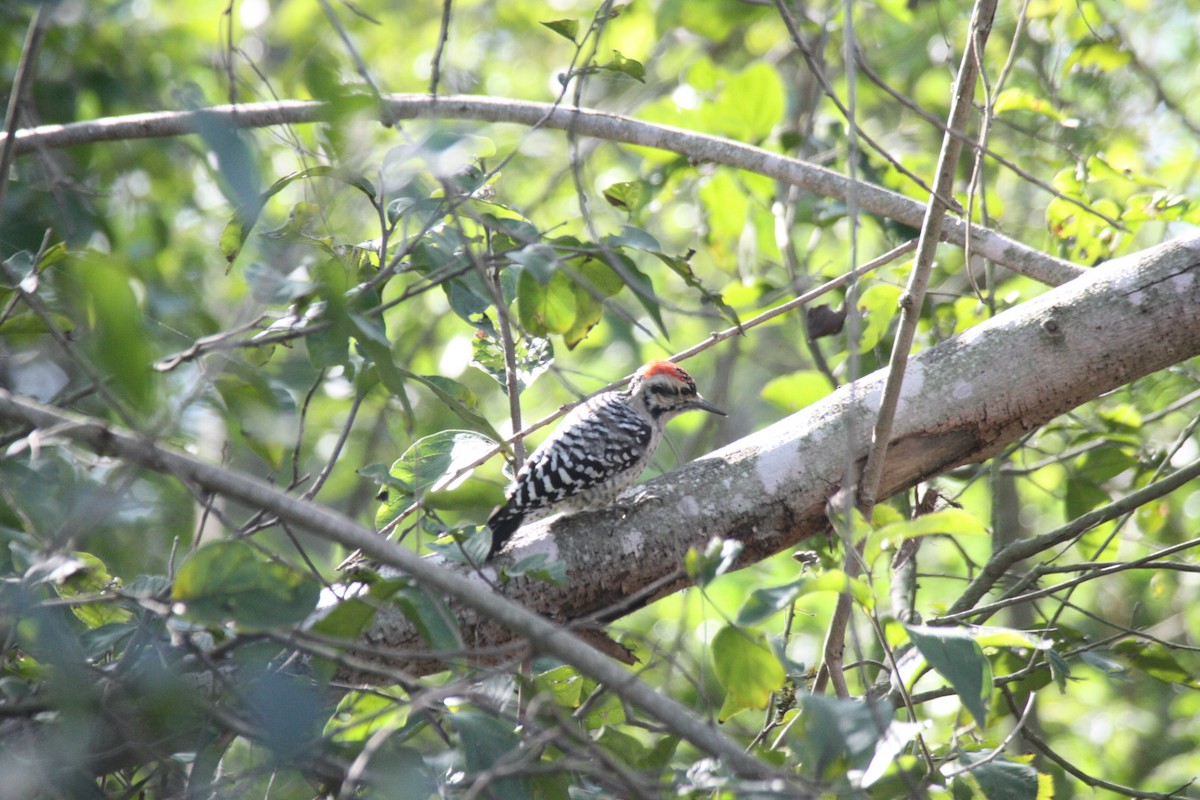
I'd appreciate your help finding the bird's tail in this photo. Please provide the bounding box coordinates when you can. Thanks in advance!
[485,505,524,559]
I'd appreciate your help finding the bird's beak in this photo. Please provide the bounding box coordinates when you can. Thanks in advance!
[692,395,727,416]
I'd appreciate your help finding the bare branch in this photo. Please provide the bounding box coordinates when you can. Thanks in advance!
[0,94,1083,286]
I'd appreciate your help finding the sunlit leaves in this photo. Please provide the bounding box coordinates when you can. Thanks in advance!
[760,369,834,413]
[598,50,645,83]
[711,625,786,721]
[602,180,644,212]
[373,430,497,527]
[539,18,579,43]
[324,688,409,745]
[854,283,902,354]
[517,268,575,335]
[220,165,376,268]
[736,580,806,625]
[1064,39,1133,75]
[993,87,1062,120]
[1113,640,1200,689]
[43,552,132,629]
[470,332,553,394]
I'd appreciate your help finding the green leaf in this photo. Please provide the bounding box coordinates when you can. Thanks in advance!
[310,578,407,642]
[510,242,559,283]
[533,665,583,708]
[575,255,625,297]
[969,626,1051,651]
[784,694,914,784]
[868,510,988,566]
[1064,477,1108,520]
[651,250,741,327]
[564,280,603,349]
[1073,443,1139,483]
[75,256,155,409]
[517,268,576,335]
[602,180,643,211]
[0,311,75,336]
[711,625,786,721]
[904,624,992,728]
[618,256,670,340]
[540,19,580,42]
[604,224,661,252]
[1113,640,1200,688]
[213,370,296,469]
[380,430,496,509]
[324,688,409,744]
[992,87,1062,120]
[736,579,806,625]
[391,582,463,652]
[48,552,132,628]
[425,526,493,567]
[470,333,553,395]
[872,508,990,543]
[305,318,351,368]
[172,542,320,631]
[193,108,261,216]
[952,751,1052,800]
[855,283,903,353]
[348,314,505,441]
[598,50,645,82]
[760,370,834,413]
[580,689,626,729]
[1064,39,1132,74]
[801,569,875,609]
[220,165,376,267]
[243,260,313,303]
[708,61,784,142]
[447,710,530,800]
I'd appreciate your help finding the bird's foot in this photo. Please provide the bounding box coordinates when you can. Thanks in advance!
[613,487,660,517]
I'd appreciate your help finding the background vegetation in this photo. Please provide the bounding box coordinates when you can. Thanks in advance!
[1,0,1198,797]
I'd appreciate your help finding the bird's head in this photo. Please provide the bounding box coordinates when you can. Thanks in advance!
[629,360,727,422]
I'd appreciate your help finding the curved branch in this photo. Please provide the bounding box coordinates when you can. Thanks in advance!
[0,93,1082,286]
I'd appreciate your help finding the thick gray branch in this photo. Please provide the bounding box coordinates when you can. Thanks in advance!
[0,94,1080,286]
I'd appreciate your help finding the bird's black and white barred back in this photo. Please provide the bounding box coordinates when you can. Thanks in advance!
[486,360,726,559]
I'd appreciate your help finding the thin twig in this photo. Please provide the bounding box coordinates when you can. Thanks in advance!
[0,4,52,226]
[317,0,382,99]
[857,0,999,516]
[429,0,453,96]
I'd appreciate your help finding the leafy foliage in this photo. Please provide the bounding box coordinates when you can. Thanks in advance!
[1,0,1199,798]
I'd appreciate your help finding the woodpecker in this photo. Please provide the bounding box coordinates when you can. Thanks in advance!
[486,360,726,559]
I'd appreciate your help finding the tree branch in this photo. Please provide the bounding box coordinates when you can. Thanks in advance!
[0,94,1082,286]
